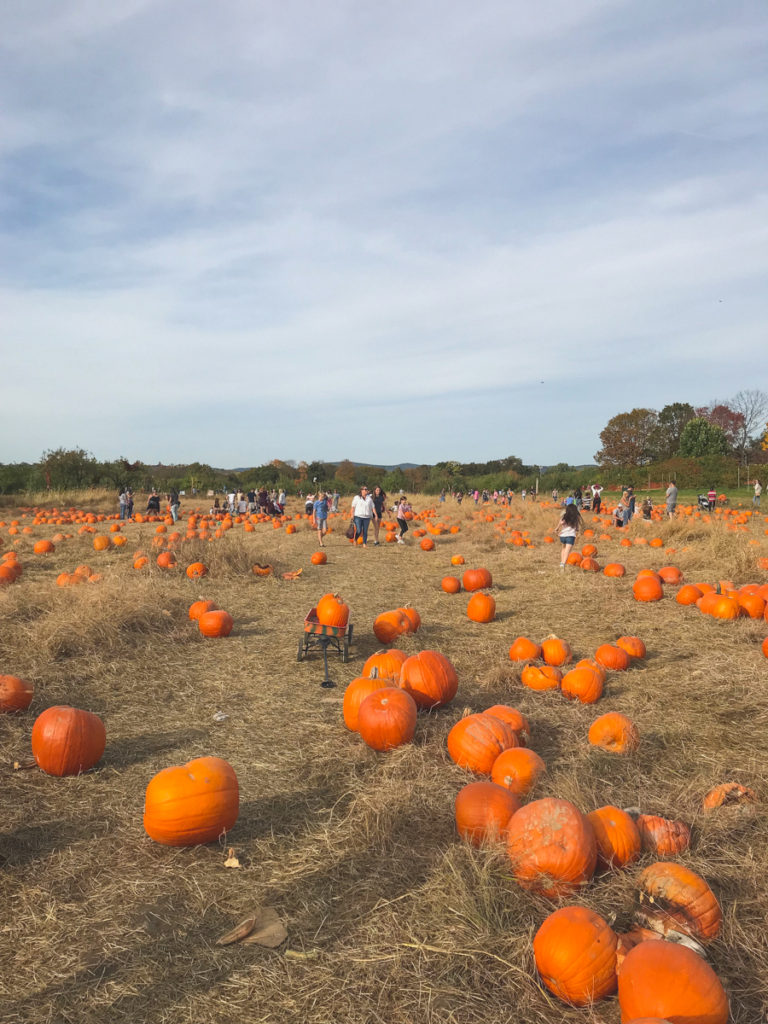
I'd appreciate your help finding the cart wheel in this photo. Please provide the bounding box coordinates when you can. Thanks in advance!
[342,637,350,663]
[297,639,305,662]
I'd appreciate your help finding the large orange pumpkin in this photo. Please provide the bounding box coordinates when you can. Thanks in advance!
[317,593,350,628]
[466,592,496,623]
[618,941,728,1024]
[483,704,530,743]
[634,814,691,856]
[636,862,721,943]
[561,665,604,704]
[506,797,597,898]
[540,635,572,666]
[588,712,639,752]
[188,599,217,621]
[508,636,542,662]
[143,756,239,846]
[342,675,390,731]
[520,664,562,691]
[185,562,208,579]
[462,567,492,592]
[198,610,234,638]
[490,747,546,796]
[633,576,663,602]
[31,706,106,776]
[447,713,518,774]
[454,781,520,846]
[362,648,408,681]
[357,687,417,751]
[594,644,631,671]
[398,650,458,709]
[534,905,618,1006]
[372,609,409,644]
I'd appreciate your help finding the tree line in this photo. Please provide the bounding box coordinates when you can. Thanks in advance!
[595,391,768,469]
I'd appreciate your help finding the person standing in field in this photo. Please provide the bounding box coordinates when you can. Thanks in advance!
[665,479,678,518]
[754,479,762,507]
[555,503,583,569]
[707,485,717,512]
[591,483,603,513]
[371,485,387,545]
[313,491,329,547]
[395,495,411,543]
[169,488,180,523]
[351,485,377,548]
[118,489,128,520]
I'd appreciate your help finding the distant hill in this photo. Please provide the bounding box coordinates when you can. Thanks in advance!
[228,461,420,472]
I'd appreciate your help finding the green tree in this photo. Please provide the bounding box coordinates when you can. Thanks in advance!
[678,418,729,457]
[595,409,659,467]
[649,403,696,460]
[39,448,99,489]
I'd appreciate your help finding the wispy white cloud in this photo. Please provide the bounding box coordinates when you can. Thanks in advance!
[1,0,766,466]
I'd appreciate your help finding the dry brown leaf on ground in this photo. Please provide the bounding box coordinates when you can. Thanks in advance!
[240,907,288,947]
[223,848,241,868]
[216,915,257,946]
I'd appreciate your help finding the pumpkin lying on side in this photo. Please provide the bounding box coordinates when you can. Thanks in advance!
[31,706,106,777]
[144,756,239,846]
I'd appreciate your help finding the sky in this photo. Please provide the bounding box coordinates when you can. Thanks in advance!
[1,0,767,469]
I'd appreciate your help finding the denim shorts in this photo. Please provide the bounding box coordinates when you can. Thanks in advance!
[560,536,575,545]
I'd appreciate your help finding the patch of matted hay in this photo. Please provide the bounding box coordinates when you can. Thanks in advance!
[1,496,767,1022]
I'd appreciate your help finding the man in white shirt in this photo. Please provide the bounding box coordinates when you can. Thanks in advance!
[350,485,377,548]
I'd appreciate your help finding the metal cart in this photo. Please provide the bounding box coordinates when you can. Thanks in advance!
[297,608,353,687]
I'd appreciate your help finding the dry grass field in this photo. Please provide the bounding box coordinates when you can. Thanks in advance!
[1,493,767,1023]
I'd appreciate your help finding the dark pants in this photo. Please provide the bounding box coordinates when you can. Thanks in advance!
[397,517,408,537]
[593,498,601,513]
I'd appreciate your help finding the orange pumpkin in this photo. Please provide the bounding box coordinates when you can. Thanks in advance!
[156,551,177,569]
[702,781,757,809]
[0,674,34,713]
[342,675,390,731]
[198,610,234,638]
[447,713,518,774]
[588,712,639,752]
[483,704,530,743]
[634,814,691,856]
[185,562,208,579]
[616,635,646,659]
[540,635,572,666]
[454,780,520,846]
[143,756,239,846]
[31,706,106,777]
[520,663,562,691]
[398,650,458,709]
[561,665,604,704]
[372,608,409,644]
[317,593,350,628]
[508,636,541,662]
[188,599,217,621]
[618,941,728,1024]
[490,747,546,796]
[462,567,492,592]
[594,644,630,671]
[633,576,663,602]
[603,563,626,577]
[636,862,721,943]
[534,906,617,1006]
[310,551,328,565]
[587,805,641,870]
[357,687,417,751]
[362,648,408,681]
[506,797,597,898]
[441,575,461,593]
[466,592,496,623]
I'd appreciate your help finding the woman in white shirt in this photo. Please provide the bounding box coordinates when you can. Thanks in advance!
[350,485,377,547]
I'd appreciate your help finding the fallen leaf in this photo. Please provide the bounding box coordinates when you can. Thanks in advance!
[216,916,256,946]
[241,909,288,947]
[223,848,241,869]
[281,569,303,580]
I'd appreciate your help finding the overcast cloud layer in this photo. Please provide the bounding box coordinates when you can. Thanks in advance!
[2,1,767,467]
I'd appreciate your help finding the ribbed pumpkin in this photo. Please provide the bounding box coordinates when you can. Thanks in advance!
[491,747,546,796]
[143,756,239,846]
[676,584,703,605]
[561,665,604,704]
[467,592,496,623]
[588,712,639,753]
[0,674,34,713]
[357,687,417,751]
[594,644,631,671]
[362,648,408,681]
[616,635,646,659]
[31,706,106,776]
[520,664,562,691]
[540,635,572,666]
[317,593,349,628]
[534,906,618,1006]
[462,567,492,592]
[633,576,663,602]
[636,862,722,943]
[342,675,390,731]
[587,805,641,870]
[479,704,526,740]
[185,562,208,579]
[398,607,421,633]
[447,713,518,774]
[508,636,542,662]
[506,798,597,898]
[634,814,691,856]
[372,609,409,644]
[198,610,234,638]
[454,781,520,846]
[398,650,458,709]
[618,941,728,1024]
[188,599,217,621]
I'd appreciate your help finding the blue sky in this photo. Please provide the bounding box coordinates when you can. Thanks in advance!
[2,1,766,468]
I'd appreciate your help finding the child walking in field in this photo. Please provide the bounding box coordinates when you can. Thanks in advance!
[396,496,411,543]
[555,502,583,569]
